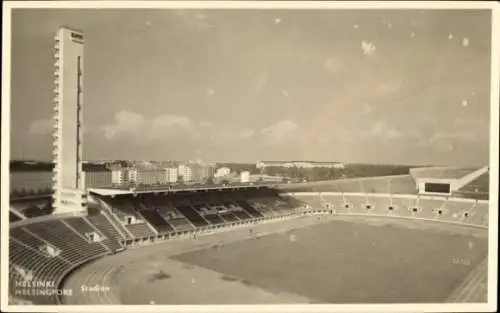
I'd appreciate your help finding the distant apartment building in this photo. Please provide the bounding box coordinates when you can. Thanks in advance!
[111,168,127,185]
[164,167,178,183]
[82,170,112,189]
[256,161,345,169]
[137,169,164,185]
[127,168,138,183]
[177,164,193,182]
[214,167,231,178]
[240,171,250,183]
[188,163,215,182]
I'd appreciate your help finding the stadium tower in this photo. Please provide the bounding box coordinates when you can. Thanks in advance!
[52,27,87,214]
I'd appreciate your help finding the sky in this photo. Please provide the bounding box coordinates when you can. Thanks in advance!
[9,8,492,166]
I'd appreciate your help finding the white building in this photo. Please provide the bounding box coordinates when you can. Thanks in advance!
[177,164,193,182]
[164,167,178,183]
[127,168,138,183]
[214,167,231,178]
[240,171,250,183]
[111,169,126,185]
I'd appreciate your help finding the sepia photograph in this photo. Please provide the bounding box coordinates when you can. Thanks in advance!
[1,1,499,312]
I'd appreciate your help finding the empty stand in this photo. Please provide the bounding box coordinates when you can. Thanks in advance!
[168,218,194,231]
[138,209,174,233]
[388,176,417,194]
[220,212,239,222]
[125,223,155,238]
[235,200,264,218]
[24,220,108,263]
[176,205,209,227]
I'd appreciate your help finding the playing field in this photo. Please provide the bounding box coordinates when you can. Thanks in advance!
[172,220,488,303]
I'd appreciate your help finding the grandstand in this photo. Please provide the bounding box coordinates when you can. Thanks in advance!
[8,179,491,305]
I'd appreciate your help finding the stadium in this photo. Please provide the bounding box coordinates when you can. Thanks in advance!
[7,26,491,306]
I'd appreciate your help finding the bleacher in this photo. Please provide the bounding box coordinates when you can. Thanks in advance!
[86,211,128,242]
[9,238,71,304]
[125,223,155,238]
[176,205,209,227]
[8,184,489,305]
[235,200,264,218]
[24,220,108,263]
[387,175,418,194]
[455,172,490,200]
[8,215,123,305]
[168,218,194,231]
[295,191,488,227]
[138,209,174,233]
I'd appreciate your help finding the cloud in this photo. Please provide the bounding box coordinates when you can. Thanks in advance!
[199,121,213,128]
[281,89,291,98]
[102,111,146,140]
[274,18,281,24]
[462,37,470,47]
[102,110,195,141]
[28,118,53,136]
[255,72,269,92]
[362,103,373,115]
[324,57,341,74]
[448,33,454,40]
[261,120,298,146]
[102,110,258,148]
[382,20,393,29]
[376,80,403,94]
[361,41,376,56]
[362,120,403,140]
[209,127,255,145]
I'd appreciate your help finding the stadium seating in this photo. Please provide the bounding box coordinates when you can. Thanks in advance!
[9,238,70,304]
[8,185,490,305]
[167,218,194,231]
[137,209,175,233]
[175,205,210,227]
[387,175,417,194]
[125,223,155,238]
[455,172,489,200]
[235,200,264,218]
[219,212,239,222]
[24,220,109,263]
[63,217,121,252]
[336,179,365,193]
[366,196,392,215]
[8,214,124,305]
[86,211,130,241]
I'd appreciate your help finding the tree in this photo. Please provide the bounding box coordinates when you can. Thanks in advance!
[205,177,216,186]
[10,189,20,198]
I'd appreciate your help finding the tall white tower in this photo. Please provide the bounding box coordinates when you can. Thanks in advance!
[52,27,86,214]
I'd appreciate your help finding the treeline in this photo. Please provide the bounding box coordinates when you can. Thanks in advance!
[217,163,260,174]
[10,161,110,172]
[263,163,415,182]
[10,161,53,172]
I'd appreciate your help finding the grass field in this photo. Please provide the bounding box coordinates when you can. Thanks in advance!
[172,220,488,303]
